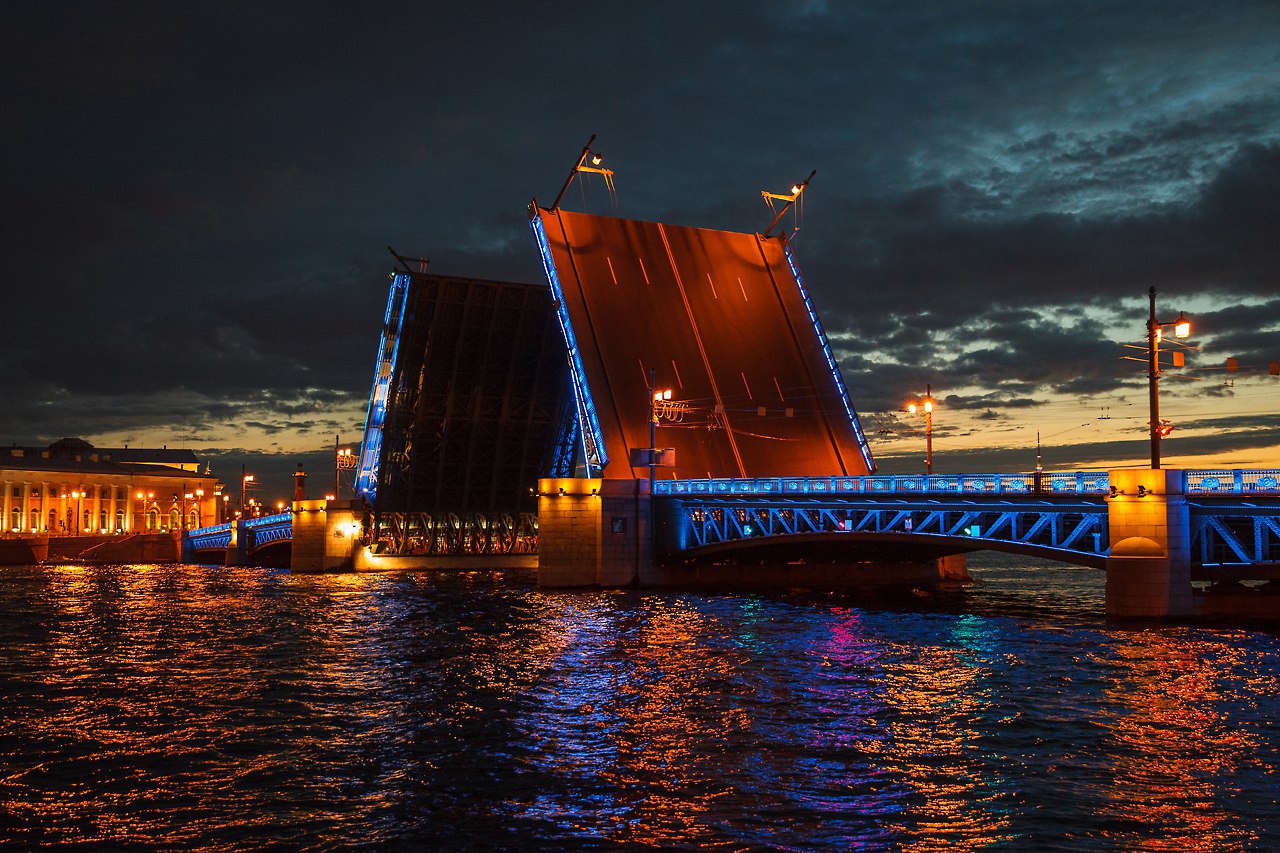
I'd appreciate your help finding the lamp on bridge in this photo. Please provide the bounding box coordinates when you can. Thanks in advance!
[334,436,355,500]
[1144,287,1192,469]
[905,385,936,475]
[241,468,255,517]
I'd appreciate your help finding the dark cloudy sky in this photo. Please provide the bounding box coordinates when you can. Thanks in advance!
[3,1,1279,498]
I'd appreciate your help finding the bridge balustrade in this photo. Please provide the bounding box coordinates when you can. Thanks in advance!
[653,471,1112,497]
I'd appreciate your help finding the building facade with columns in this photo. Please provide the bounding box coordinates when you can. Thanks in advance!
[1,439,222,535]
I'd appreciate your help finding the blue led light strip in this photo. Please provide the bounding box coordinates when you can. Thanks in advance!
[354,271,413,499]
[782,244,876,471]
[530,213,609,473]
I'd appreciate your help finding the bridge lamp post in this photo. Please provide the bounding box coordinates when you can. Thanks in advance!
[334,441,354,500]
[905,384,936,475]
[194,488,204,528]
[649,369,672,486]
[1146,287,1191,469]
[183,492,194,530]
[241,471,255,517]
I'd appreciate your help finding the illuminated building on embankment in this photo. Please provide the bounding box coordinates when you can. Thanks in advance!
[1,438,222,534]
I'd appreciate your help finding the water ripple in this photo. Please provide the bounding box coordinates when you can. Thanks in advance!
[2,557,1279,849]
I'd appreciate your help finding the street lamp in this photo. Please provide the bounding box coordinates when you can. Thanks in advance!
[334,436,355,500]
[241,467,255,516]
[1146,287,1192,469]
[136,490,155,531]
[194,488,204,528]
[905,384,936,475]
[69,490,83,535]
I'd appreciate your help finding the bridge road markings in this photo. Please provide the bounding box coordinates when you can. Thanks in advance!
[658,222,746,477]
[753,236,852,475]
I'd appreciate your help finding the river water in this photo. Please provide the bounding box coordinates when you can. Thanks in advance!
[2,555,1278,850]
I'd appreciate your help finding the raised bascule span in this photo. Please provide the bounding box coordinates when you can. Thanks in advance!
[530,205,875,480]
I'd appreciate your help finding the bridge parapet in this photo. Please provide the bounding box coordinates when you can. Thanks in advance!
[654,471,1111,497]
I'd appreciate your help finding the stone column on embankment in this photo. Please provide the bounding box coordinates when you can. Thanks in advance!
[290,499,358,573]
[536,478,651,587]
[1105,468,1192,619]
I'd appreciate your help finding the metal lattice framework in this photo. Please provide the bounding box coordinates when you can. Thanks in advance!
[366,511,538,556]
[185,512,293,554]
[355,272,575,555]
[669,497,1109,566]
[1191,502,1280,574]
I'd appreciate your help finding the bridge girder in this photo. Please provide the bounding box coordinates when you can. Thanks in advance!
[663,497,1110,568]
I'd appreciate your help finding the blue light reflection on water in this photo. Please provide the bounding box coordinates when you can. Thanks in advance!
[1,556,1278,849]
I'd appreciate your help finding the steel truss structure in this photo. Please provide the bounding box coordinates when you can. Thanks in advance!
[358,272,575,555]
[365,511,538,556]
[670,497,1109,566]
[1191,502,1280,574]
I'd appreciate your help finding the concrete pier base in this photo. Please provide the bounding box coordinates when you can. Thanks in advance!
[1105,469,1192,619]
[537,478,650,587]
[291,499,359,573]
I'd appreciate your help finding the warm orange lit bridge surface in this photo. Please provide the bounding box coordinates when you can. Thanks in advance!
[531,206,875,481]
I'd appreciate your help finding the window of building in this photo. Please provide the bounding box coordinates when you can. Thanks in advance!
[170,509,180,530]
[115,509,125,531]
[98,510,106,531]
[10,486,19,498]
[147,509,158,531]
[30,509,40,530]
[188,509,199,529]
[10,507,20,531]
[30,488,40,498]
[48,509,57,532]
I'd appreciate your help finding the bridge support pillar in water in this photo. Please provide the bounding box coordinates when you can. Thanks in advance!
[224,520,247,567]
[291,499,360,573]
[1105,469,1192,619]
[537,478,651,587]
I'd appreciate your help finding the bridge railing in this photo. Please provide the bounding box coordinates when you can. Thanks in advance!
[653,471,1111,497]
[654,469,1280,498]
[1185,469,1280,494]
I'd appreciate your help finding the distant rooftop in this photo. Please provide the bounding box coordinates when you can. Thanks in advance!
[2,438,208,479]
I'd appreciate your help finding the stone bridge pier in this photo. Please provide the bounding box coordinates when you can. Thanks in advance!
[1105,469,1192,619]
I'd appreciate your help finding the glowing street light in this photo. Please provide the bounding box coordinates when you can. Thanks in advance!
[1146,287,1192,469]
[241,467,255,516]
[135,490,155,531]
[334,435,356,500]
[905,385,937,475]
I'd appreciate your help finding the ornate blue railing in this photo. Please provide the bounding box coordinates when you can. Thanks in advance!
[653,471,1111,497]
[654,469,1280,498]
[187,521,233,551]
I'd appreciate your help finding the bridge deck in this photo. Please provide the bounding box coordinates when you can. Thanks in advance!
[532,207,874,480]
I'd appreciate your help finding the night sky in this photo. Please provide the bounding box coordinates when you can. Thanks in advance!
[4,2,1279,500]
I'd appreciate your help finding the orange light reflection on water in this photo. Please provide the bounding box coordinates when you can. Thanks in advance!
[1095,629,1267,849]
